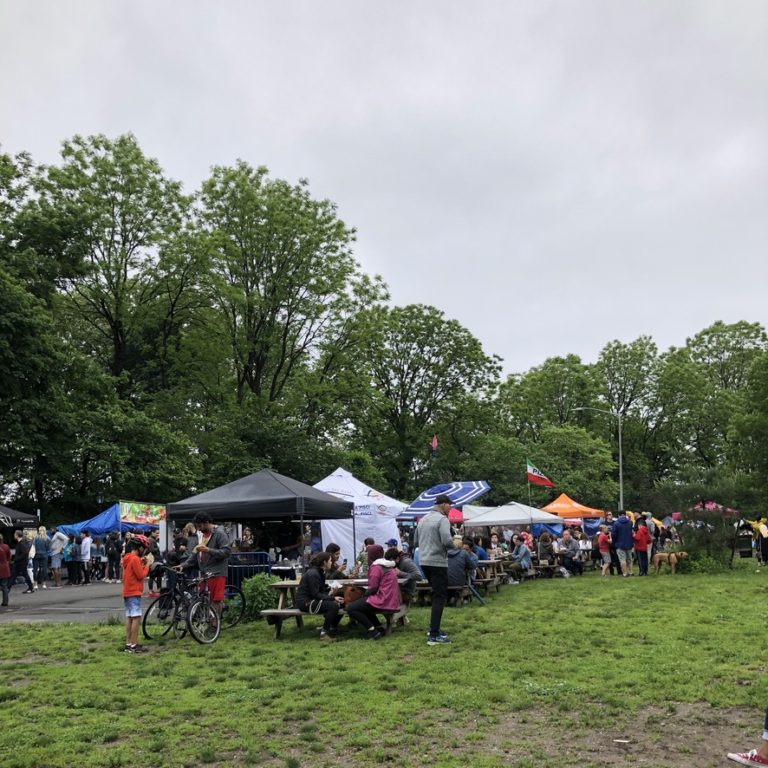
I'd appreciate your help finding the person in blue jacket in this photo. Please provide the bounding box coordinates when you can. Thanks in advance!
[611,512,635,577]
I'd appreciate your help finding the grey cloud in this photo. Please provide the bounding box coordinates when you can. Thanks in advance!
[1,0,765,374]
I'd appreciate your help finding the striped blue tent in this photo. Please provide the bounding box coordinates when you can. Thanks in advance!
[404,481,490,515]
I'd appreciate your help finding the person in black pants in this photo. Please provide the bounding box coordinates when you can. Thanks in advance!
[294,551,344,641]
[414,494,457,645]
[147,530,163,594]
[12,531,35,593]
[105,533,122,583]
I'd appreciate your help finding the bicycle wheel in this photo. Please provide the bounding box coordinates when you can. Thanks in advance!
[171,603,188,639]
[142,594,178,640]
[187,599,221,644]
[221,584,246,628]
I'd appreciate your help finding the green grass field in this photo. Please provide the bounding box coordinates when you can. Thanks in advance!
[1,564,766,768]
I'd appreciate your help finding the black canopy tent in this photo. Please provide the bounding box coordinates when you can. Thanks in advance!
[0,505,38,527]
[167,469,354,521]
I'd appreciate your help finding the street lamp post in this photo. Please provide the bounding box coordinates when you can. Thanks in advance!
[572,406,624,514]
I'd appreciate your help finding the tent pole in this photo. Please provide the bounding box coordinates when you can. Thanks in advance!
[351,508,356,567]
[298,498,306,570]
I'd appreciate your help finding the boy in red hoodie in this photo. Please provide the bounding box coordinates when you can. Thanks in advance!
[633,519,653,576]
[121,536,153,653]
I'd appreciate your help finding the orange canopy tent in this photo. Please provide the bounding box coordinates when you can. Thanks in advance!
[542,493,605,519]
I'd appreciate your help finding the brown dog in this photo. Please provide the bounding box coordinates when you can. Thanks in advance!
[652,551,688,575]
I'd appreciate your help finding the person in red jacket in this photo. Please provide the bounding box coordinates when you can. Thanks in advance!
[0,533,11,607]
[597,525,612,577]
[633,519,653,576]
[121,535,153,653]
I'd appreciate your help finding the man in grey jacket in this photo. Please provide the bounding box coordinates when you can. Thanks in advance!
[414,494,456,645]
[181,512,230,619]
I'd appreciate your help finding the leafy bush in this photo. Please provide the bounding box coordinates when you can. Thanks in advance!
[678,510,737,570]
[241,573,281,622]
[683,553,729,574]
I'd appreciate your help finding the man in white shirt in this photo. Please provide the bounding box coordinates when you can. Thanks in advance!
[80,530,93,585]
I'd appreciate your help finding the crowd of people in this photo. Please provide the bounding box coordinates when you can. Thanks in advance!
[0,525,191,608]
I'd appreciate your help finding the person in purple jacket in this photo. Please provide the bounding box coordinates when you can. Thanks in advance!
[346,546,402,640]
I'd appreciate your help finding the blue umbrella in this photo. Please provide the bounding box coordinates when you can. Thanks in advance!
[405,481,491,514]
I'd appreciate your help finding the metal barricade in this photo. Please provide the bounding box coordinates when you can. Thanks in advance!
[227,551,272,588]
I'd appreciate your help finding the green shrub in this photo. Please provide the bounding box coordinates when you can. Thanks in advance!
[684,553,729,574]
[241,573,281,622]
[679,510,736,570]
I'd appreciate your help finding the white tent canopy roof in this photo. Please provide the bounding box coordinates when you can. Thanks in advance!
[313,467,406,518]
[313,467,404,567]
[465,501,563,527]
[458,504,490,521]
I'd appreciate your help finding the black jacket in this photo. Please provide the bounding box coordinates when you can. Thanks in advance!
[295,566,334,612]
[13,538,29,564]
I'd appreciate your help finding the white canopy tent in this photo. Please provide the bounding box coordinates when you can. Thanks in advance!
[460,504,494,521]
[313,467,406,566]
[464,501,563,527]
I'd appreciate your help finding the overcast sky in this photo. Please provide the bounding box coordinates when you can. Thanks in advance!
[1,1,766,375]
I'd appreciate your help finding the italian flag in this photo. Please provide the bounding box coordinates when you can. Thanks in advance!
[527,460,555,488]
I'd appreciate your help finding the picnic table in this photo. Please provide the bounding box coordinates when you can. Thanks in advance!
[476,559,505,592]
[261,578,406,639]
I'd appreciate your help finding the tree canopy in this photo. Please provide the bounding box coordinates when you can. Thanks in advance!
[2,135,767,522]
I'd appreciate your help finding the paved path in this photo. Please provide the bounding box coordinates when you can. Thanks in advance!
[0,580,142,624]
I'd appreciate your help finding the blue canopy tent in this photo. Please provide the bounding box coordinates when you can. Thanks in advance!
[58,504,159,538]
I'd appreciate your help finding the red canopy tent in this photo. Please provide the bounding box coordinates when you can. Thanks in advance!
[448,507,464,523]
[542,493,605,519]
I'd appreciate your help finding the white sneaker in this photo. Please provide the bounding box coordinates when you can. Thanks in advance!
[42,584,47,589]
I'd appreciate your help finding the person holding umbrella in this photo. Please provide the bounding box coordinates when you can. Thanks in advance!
[414,494,456,645]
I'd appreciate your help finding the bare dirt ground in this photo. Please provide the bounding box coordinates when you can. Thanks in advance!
[479,703,756,767]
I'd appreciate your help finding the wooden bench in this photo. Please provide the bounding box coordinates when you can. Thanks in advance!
[261,608,309,639]
[260,607,399,640]
[473,577,500,595]
[415,583,470,607]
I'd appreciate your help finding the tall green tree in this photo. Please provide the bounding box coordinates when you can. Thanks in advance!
[499,354,598,441]
[198,162,385,405]
[37,134,189,381]
[352,304,500,497]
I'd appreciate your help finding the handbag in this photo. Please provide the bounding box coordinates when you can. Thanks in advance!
[342,585,365,605]
[29,544,36,559]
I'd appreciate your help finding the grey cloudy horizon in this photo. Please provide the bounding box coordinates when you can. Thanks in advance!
[1,0,766,376]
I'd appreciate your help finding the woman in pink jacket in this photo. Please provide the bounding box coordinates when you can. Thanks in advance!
[346,546,402,640]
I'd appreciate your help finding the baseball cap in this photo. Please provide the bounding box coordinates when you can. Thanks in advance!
[385,538,398,547]
[435,494,452,506]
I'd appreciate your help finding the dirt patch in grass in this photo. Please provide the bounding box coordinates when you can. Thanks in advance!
[479,702,756,767]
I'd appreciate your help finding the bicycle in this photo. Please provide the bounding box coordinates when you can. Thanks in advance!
[142,565,199,641]
[142,566,243,643]
[185,576,220,644]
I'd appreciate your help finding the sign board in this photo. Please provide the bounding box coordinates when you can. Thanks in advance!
[119,501,166,525]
